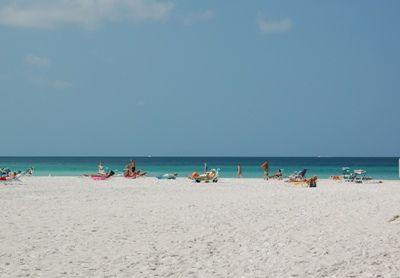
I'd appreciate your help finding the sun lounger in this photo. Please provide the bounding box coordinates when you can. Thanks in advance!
[288,169,307,182]
[190,169,219,183]
[342,167,355,182]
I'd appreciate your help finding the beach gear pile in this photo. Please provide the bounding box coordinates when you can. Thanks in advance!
[157,173,178,180]
[330,167,373,183]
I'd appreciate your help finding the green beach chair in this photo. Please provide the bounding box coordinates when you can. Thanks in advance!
[354,169,366,183]
[342,167,354,182]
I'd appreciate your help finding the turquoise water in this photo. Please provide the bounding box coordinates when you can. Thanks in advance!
[0,157,399,179]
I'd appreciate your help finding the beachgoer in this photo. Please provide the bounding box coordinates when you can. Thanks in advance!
[130,161,136,173]
[26,167,34,176]
[274,169,282,179]
[128,161,136,176]
[124,161,137,177]
[98,162,106,175]
[261,161,269,180]
[204,162,208,173]
[309,176,318,188]
[237,164,243,178]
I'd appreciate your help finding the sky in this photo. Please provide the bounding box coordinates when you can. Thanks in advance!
[0,0,399,157]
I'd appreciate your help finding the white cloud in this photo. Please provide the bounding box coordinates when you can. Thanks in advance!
[182,10,214,26]
[0,0,174,29]
[25,54,52,68]
[258,18,292,34]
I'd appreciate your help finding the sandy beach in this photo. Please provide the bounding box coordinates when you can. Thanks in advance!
[1,177,400,277]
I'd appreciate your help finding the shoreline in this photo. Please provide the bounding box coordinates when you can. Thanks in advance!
[2,176,397,182]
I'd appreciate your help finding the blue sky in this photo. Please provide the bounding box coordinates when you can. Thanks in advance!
[0,0,399,156]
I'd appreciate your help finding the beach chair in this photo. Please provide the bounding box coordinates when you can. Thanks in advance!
[354,169,366,183]
[342,167,354,182]
[288,169,307,182]
[190,169,219,183]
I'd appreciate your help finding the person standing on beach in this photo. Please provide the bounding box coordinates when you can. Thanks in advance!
[261,161,269,180]
[204,162,208,173]
[237,164,243,178]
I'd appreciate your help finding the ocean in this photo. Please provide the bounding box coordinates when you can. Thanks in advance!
[0,157,398,179]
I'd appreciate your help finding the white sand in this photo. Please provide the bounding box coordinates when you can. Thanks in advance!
[1,177,400,277]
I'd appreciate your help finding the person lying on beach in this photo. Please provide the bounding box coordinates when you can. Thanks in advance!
[189,170,218,182]
[0,171,17,181]
[83,163,111,178]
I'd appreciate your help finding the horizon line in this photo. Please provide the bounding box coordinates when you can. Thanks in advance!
[0,156,399,158]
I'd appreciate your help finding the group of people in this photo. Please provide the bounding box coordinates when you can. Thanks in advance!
[90,161,146,179]
[0,167,34,181]
[0,168,20,181]
[1,161,314,185]
[94,161,285,181]
[237,162,316,186]
[236,161,283,180]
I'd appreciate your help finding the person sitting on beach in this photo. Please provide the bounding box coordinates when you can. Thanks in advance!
[261,161,269,180]
[98,162,106,175]
[308,176,318,187]
[124,160,136,177]
[274,169,283,179]
[124,161,147,178]
[25,167,34,176]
